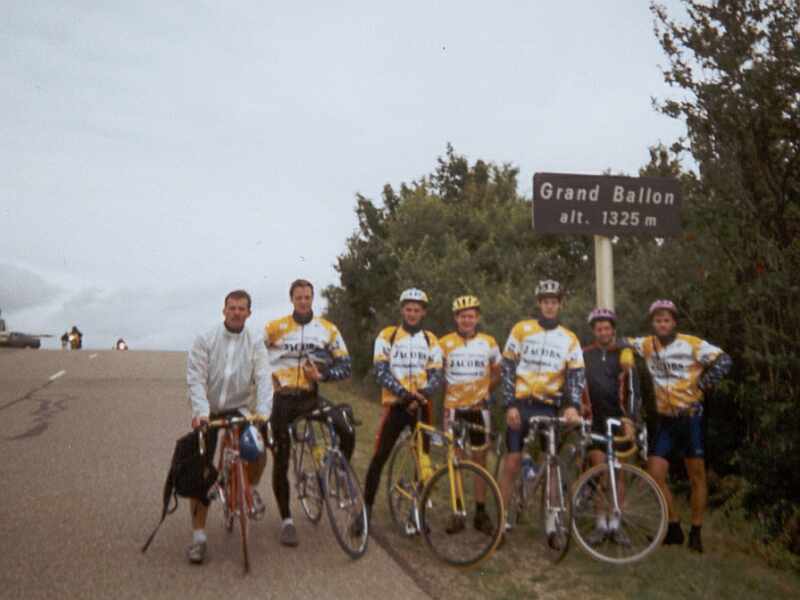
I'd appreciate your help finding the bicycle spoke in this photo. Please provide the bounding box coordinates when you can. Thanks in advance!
[387,435,421,538]
[420,462,504,568]
[571,463,667,564]
[323,454,368,559]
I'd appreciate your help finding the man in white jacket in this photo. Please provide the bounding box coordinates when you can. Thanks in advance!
[185,289,273,564]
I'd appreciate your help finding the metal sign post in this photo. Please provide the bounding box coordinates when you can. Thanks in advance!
[594,235,614,310]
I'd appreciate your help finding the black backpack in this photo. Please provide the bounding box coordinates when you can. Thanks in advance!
[141,429,218,553]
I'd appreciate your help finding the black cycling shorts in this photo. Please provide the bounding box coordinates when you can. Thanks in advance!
[443,406,490,448]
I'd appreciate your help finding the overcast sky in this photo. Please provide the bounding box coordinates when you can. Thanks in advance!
[1,0,687,350]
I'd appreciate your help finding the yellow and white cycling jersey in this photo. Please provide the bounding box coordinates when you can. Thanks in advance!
[503,320,584,404]
[374,326,442,405]
[265,315,348,392]
[439,332,501,409]
[627,334,723,415]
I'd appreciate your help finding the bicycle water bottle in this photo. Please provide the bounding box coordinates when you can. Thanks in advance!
[521,453,537,481]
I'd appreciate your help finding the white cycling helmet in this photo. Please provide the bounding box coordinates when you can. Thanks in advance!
[399,288,429,306]
[535,279,563,299]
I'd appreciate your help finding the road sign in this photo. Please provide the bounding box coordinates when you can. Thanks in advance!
[532,173,682,236]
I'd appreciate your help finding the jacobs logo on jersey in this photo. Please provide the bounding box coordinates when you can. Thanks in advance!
[390,348,431,362]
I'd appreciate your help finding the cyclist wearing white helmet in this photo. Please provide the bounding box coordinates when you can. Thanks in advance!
[363,288,443,528]
[581,307,642,547]
[498,279,585,548]
[438,295,502,535]
[264,278,353,547]
[185,289,273,564]
[627,299,732,553]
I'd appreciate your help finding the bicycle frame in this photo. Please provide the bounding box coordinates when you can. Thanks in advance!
[589,417,625,517]
[523,417,569,515]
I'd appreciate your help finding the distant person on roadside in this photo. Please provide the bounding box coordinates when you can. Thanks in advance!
[69,326,83,350]
[264,279,353,548]
[626,300,732,553]
[61,332,69,349]
[185,289,273,565]
[115,338,128,350]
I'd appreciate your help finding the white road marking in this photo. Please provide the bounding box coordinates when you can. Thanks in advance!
[49,370,66,381]
[89,353,98,360]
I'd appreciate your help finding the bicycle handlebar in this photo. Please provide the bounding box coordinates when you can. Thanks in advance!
[198,415,272,455]
[527,415,588,428]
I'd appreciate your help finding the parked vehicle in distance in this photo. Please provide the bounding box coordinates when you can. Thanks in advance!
[0,331,43,349]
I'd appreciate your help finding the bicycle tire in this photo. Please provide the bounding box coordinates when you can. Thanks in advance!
[419,461,505,568]
[386,432,420,537]
[323,453,369,559]
[235,460,250,573]
[571,462,667,564]
[293,426,323,524]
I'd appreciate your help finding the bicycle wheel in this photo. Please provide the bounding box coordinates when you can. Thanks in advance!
[323,453,369,559]
[386,432,420,537]
[235,460,250,573]
[571,462,667,564]
[419,461,504,568]
[527,457,572,563]
[293,426,323,524]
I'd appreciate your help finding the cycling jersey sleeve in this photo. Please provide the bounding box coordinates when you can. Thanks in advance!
[626,367,642,421]
[421,367,443,398]
[501,356,517,408]
[420,334,443,398]
[252,337,274,418]
[322,355,352,382]
[625,336,646,358]
[375,361,413,401]
[187,334,211,419]
[565,368,585,410]
[699,352,732,391]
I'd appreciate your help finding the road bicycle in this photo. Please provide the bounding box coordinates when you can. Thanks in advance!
[495,415,584,562]
[289,403,369,558]
[386,405,505,567]
[202,414,270,574]
[571,417,667,564]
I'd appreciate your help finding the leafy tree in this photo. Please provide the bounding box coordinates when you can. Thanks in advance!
[650,0,800,548]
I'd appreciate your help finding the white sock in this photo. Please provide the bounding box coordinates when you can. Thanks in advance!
[596,515,609,531]
[545,512,556,534]
[608,515,620,530]
[282,517,294,527]
[193,529,207,544]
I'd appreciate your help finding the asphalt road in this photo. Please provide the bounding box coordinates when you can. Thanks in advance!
[0,349,427,600]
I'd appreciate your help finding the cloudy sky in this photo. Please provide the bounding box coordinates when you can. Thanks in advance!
[2,1,687,350]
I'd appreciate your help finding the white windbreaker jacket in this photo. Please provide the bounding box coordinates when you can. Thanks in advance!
[187,323,273,419]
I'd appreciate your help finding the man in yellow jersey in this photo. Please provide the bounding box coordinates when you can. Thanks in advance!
[499,280,584,548]
[627,300,731,553]
[363,288,443,530]
[265,279,353,547]
[439,295,502,535]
